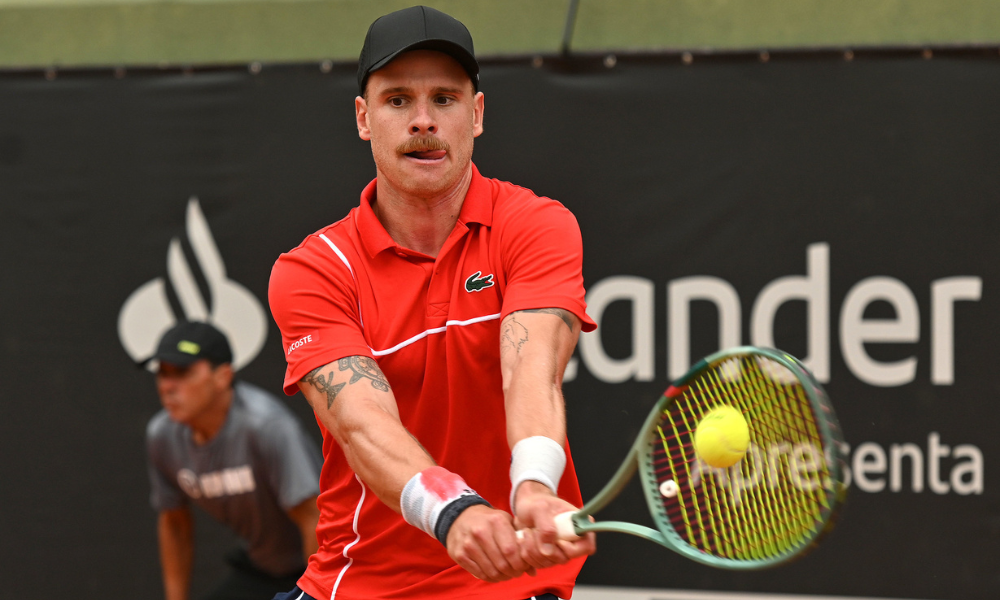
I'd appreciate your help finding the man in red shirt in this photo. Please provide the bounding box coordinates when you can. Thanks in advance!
[268,6,597,599]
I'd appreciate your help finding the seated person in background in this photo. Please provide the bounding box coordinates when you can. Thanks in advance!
[144,321,322,600]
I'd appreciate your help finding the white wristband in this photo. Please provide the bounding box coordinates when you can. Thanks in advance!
[509,436,566,512]
[400,467,489,545]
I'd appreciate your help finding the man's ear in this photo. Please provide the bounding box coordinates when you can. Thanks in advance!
[356,96,372,141]
[213,363,234,390]
[472,91,485,138]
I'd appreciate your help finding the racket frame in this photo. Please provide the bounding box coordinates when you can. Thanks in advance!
[564,346,846,569]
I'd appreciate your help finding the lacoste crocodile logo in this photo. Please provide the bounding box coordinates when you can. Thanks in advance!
[465,271,495,293]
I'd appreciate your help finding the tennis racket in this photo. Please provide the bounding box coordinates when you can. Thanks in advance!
[548,346,847,569]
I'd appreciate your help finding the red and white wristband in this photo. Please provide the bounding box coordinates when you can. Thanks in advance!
[509,436,567,512]
[400,466,490,546]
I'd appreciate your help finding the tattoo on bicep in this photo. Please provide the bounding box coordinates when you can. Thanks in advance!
[303,356,390,410]
[518,308,576,331]
[304,366,346,410]
[337,356,391,392]
[500,316,529,357]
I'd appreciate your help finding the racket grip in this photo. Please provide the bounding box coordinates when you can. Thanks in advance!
[554,511,580,540]
[513,511,581,541]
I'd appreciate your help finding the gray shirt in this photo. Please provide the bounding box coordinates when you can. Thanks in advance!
[146,381,322,576]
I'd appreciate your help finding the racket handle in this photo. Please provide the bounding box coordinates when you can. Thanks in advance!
[554,511,580,540]
[514,511,580,541]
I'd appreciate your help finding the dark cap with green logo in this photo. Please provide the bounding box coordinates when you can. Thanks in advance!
[144,321,233,368]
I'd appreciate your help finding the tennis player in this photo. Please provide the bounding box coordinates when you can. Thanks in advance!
[268,6,596,599]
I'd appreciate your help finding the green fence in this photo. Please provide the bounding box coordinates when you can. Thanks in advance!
[2,0,1000,68]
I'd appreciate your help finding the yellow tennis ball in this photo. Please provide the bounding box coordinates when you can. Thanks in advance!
[694,405,750,468]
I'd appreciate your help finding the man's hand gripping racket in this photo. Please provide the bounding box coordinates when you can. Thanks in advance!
[522,346,847,570]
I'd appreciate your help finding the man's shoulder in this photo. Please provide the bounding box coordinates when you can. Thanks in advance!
[231,382,316,462]
[146,409,177,440]
[483,173,570,216]
[270,210,360,293]
[274,210,358,265]
[481,176,576,234]
[145,410,186,461]
[232,381,296,427]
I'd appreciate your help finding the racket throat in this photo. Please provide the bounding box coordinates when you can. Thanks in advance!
[575,518,668,546]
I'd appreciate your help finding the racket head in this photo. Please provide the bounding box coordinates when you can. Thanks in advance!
[637,346,847,569]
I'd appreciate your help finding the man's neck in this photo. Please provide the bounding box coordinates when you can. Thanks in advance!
[190,387,233,446]
[371,166,474,257]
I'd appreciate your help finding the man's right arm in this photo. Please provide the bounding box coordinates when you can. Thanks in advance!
[298,356,433,512]
[298,356,533,581]
[157,507,193,600]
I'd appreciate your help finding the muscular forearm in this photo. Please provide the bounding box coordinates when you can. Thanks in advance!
[157,509,193,600]
[503,358,567,447]
[500,309,578,510]
[300,358,435,513]
[498,309,597,566]
[500,309,579,448]
[329,399,435,511]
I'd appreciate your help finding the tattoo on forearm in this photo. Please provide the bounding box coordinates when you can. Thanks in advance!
[304,366,346,409]
[303,356,390,409]
[500,316,529,357]
[518,308,575,331]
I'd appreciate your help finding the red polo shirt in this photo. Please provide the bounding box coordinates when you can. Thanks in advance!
[269,164,596,600]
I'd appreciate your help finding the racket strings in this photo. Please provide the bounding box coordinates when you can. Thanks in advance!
[741,365,822,551]
[708,369,785,560]
[652,355,832,562]
[724,363,823,559]
[748,373,823,554]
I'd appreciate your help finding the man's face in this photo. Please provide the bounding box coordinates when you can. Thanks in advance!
[155,359,230,425]
[356,50,484,199]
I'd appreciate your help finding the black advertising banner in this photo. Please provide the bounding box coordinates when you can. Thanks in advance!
[1,56,998,598]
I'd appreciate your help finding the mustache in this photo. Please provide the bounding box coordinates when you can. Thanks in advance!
[397,136,450,154]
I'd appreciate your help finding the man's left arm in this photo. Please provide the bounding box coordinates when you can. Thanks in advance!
[499,308,596,569]
[253,401,323,562]
[286,496,320,560]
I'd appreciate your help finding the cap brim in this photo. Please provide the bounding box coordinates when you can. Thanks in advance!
[138,351,200,370]
[368,39,479,86]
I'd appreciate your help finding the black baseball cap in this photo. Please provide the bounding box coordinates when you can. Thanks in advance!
[143,321,233,368]
[358,5,479,96]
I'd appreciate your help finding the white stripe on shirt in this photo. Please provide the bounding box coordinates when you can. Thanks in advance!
[318,233,365,327]
[330,475,367,600]
[314,235,501,357]
[319,234,354,279]
[370,313,502,357]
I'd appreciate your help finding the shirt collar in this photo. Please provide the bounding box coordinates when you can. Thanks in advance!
[458,163,493,228]
[356,163,493,258]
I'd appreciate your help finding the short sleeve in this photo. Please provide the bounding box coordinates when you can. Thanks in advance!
[146,420,186,512]
[269,239,374,395]
[498,195,596,332]
[254,412,323,510]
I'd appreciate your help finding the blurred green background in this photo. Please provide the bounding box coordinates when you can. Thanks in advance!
[2,0,1000,68]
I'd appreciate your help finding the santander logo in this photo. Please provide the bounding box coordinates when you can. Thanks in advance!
[117,198,267,371]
